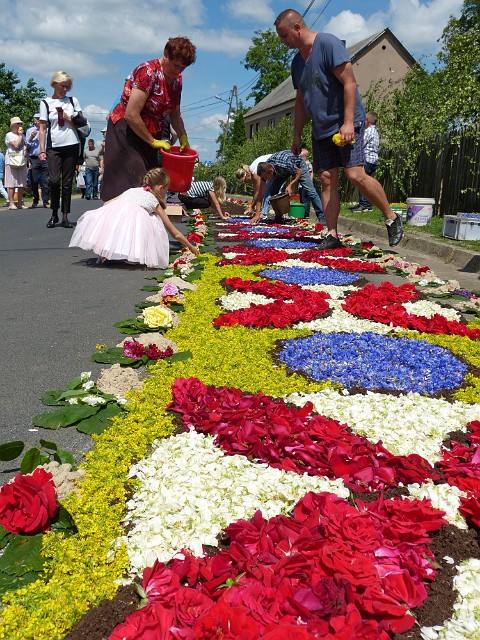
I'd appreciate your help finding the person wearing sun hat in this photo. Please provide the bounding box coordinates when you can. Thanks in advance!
[4,116,28,209]
[25,113,50,208]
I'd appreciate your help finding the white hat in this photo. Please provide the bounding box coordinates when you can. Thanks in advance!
[10,116,23,126]
[101,127,107,133]
[34,113,41,119]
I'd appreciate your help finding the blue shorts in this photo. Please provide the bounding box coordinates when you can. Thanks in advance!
[312,121,365,173]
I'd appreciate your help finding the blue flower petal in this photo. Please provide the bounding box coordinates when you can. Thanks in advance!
[277,332,467,394]
[260,266,361,286]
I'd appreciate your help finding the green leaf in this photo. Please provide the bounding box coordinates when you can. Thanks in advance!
[91,348,139,366]
[0,525,11,547]
[0,534,44,576]
[168,303,185,313]
[50,505,77,536]
[134,301,158,311]
[39,439,58,451]
[0,570,43,597]
[41,389,68,406]
[166,351,192,362]
[20,448,49,474]
[0,441,24,462]
[67,376,84,390]
[32,405,99,429]
[53,450,77,469]
[141,285,161,292]
[75,402,124,435]
[113,318,149,335]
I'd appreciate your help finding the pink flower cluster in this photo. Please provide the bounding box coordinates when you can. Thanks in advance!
[438,420,480,526]
[110,491,446,640]
[342,282,480,339]
[213,278,331,329]
[168,378,439,492]
[123,340,174,361]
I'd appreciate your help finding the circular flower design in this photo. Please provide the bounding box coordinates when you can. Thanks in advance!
[260,265,362,286]
[342,282,480,339]
[214,278,330,328]
[277,332,468,394]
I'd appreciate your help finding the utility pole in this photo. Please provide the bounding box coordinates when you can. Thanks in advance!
[216,85,238,160]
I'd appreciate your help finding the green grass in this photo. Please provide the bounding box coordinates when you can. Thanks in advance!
[339,205,480,253]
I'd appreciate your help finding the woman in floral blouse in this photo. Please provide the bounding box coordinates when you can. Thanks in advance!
[101,37,196,201]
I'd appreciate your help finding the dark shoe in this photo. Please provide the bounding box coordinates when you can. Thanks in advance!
[61,219,74,229]
[386,213,403,246]
[85,196,91,200]
[46,215,59,228]
[42,202,49,208]
[351,205,372,212]
[29,202,38,209]
[315,233,343,249]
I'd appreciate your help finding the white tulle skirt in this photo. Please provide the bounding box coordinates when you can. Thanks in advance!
[70,200,170,268]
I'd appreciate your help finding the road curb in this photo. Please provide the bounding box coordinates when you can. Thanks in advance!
[338,216,480,273]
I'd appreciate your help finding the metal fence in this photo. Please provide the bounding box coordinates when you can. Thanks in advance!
[340,127,480,216]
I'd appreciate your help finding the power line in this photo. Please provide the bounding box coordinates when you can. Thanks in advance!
[310,0,334,28]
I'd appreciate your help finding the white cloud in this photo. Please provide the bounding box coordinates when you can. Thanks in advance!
[189,29,252,56]
[388,0,464,56]
[323,10,387,48]
[225,0,275,23]
[323,0,464,58]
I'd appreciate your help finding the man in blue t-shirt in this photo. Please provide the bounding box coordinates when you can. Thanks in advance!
[274,9,402,248]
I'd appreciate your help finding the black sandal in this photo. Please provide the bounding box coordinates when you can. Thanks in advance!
[46,215,59,228]
[61,219,74,229]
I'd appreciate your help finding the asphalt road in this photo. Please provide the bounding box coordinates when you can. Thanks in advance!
[1,200,478,485]
[0,195,185,483]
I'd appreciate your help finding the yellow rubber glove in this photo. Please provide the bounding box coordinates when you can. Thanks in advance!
[150,139,171,151]
[179,134,190,152]
[332,132,356,147]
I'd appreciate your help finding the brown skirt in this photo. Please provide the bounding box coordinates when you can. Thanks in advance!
[101,118,159,201]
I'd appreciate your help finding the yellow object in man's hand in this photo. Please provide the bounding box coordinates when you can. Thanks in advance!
[179,134,190,152]
[150,139,171,151]
[332,132,355,147]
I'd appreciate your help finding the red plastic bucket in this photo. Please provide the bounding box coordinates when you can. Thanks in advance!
[160,146,198,192]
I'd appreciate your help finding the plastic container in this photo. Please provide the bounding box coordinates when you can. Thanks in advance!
[391,205,407,222]
[289,202,305,218]
[160,146,198,192]
[269,193,290,219]
[442,215,480,241]
[406,197,435,226]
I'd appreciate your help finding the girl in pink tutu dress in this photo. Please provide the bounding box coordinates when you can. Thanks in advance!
[69,167,199,267]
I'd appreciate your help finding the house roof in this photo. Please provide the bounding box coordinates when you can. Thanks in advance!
[244,28,415,119]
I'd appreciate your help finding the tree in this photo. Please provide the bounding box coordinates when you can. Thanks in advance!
[0,64,46,143]
[241,29,291,103]
[436,0,480,125]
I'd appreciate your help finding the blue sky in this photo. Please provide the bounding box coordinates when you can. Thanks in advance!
[1,0,463,161]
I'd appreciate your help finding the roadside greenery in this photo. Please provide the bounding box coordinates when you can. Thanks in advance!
[212,0,479,209]
[0,64,46,144]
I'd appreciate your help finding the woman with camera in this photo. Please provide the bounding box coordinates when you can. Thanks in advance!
[38,70,85,228]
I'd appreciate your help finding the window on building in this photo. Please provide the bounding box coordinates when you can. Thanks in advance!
[267,118,275,127]
[249,124,255,138]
